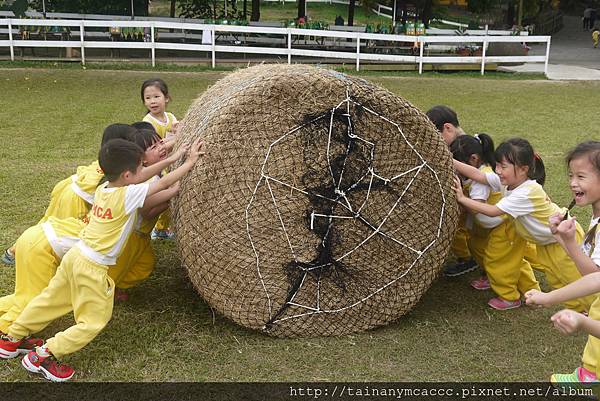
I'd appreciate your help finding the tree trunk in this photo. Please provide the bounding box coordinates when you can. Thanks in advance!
[400,0,407,24]
[348,0,356,26]
[298,0,306,19]
[251,0,260,21]
[170,0,176,17]
[421,0,432,27]
[506,0,515,26]
[243,0,248,19]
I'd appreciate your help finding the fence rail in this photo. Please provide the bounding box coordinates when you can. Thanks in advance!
[0,18,551,76]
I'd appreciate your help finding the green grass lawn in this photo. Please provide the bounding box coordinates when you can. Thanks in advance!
[0,66,598,382]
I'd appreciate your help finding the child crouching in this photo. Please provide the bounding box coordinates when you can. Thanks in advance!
[0,137,204,382]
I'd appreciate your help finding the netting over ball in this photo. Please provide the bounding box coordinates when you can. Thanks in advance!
[172,64,459,337]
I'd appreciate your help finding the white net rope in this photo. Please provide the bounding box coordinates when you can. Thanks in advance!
[244,89,449,329]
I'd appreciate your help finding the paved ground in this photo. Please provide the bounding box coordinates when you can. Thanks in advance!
[500,15,600,79]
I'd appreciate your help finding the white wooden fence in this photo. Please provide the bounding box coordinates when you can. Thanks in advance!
[0,18,551,75]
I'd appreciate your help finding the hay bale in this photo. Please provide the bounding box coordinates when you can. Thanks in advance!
[173,64,458,337]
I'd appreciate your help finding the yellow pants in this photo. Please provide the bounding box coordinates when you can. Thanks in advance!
[523,241,542,270]
[39,177,90,224]
[0,225,59,334]
[8,247,114,358]
[484,221,539,302]
[535,232,596,312]
[109,232,155,289]
[154,209,171,231]
[467,226,487,269]
[451,224,471,261]
[583,296,600,373]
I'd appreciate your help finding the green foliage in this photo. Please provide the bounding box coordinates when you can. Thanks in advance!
[178,0,213,18]
[0,0,28,16]
[178,0,244,20]
[27,0,148,15]
[468,0,497,13]
[523,0,540,18]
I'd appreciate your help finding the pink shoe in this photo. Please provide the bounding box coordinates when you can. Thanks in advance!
[114,288,129,302]
[488,297,521,310]
[470,276,491,290]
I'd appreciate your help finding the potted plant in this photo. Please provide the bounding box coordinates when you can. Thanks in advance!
[456,46,470,56]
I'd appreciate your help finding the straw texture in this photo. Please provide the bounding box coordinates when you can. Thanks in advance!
[172,64,458,337]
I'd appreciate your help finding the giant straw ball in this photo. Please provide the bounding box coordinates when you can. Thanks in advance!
[173,64,458,337]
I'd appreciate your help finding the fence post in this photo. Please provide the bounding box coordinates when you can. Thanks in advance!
[80,21,85,65]
[355,33,360,71]
[211,25,216,68]
[287,29,292,64]
[8,19,14,61]
[544,37,551,77]
[151,23,156,67]
[480,38,487,75]
[418,39,423,74]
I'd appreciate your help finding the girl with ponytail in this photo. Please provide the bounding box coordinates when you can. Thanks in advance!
[451,134,539,310]
[454,137,594,312]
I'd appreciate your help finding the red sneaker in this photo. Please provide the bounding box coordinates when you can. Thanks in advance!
[22,350,75,382]
[470,276,491,290]
[488,296,521,310]
[0,335,44,359]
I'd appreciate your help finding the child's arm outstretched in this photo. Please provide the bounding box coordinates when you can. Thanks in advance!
[525,271,600,307]
[161,136,176,153]
[548,214,599,275]
[140,182,180,220]
[144,137,204,202]
[453,176,505,217]
[136,143,189,184]
[453,160,489,185]
[550,309,600,338]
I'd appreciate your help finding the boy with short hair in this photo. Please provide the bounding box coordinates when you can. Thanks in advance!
[0,137,204,382]
[425,105,476,277]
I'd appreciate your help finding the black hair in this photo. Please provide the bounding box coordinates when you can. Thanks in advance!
[131,128,161,151]
[495,137,546,186]
[131,121,155,131]
[98,139,144,182]
[450,133,496,167]
[566,141,600,174]
[101,124,137,147]
[425,105,459,133]
[141,78,170,101]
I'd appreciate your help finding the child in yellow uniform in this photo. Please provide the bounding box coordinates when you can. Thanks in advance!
[141,78,178,140]
[452,134,539,310]
[526,141,600,391]
[1,124,138,266]
[0,137,204,382]
[0,217,85,336]
[425,105,477,276]
[141,79,179,240]
[39,124,139,224]
[526,273,600,394]
[109,127,176,297]
[455,137,594,312]
[1,130,180,327]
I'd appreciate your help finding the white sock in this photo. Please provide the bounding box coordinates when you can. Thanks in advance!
[36,345,50,357]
